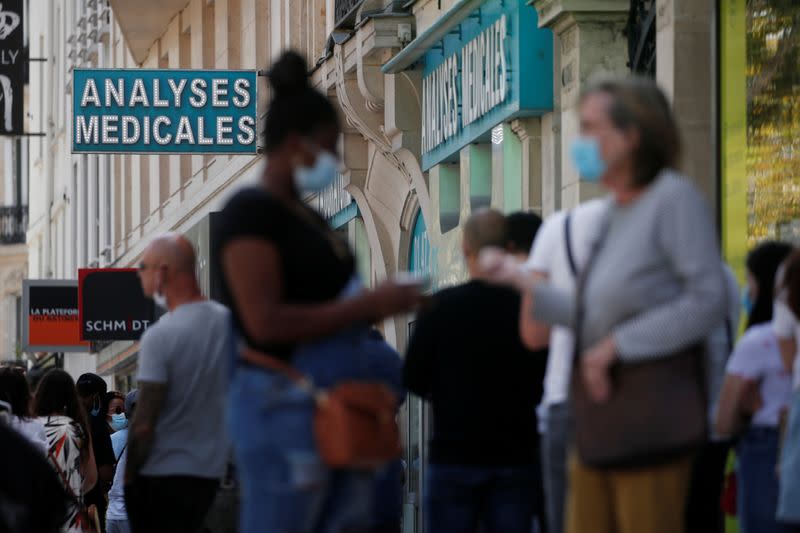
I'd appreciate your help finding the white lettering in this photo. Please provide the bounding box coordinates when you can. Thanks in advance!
[175,116,195,144]
[216,116,233,144]
[237,116,256,145]
[81,79,101,107]
[101,115,119,144]
[143,116,151,144]
[197,117,213,145]
[105,79,124,107]
[189,79,207,107]
[153,116,172,144]
[232,78,250,107]
[76,115,99,144]
[168,79,187,107]
[498,15,507,104]
[211,79,229,107]
[121,116,140,144]
[152,79,169,107]
[129,79,150,107]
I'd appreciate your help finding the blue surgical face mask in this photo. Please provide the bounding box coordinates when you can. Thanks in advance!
[110,413,128,432]
[742,287,754,316]
[294,151,338,192]
[570,136,607,182]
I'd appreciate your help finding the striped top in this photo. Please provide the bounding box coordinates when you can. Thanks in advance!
[533,170,726,361]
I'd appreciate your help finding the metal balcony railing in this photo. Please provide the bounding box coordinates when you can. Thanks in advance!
[0,206,28,245]
[335,0,365,29]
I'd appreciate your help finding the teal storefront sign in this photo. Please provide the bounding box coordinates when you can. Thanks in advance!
[72,69,257,154]
[409,211,437,283]
[384,0,552,170]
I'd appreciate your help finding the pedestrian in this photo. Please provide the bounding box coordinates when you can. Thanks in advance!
[517,198,608,533]
[76,373,116,532]
[715,242,793,533]
[124,233,232,533]
[482,77,726,533]
[771,249,800,530]
[506,211,543,259]
[213,50,421,533]
[106,390,136,533]
[685,263,741,533]
[0,365,48,454]
[404,208,544,533]
[105,392,126,434]
[34,369,99,532]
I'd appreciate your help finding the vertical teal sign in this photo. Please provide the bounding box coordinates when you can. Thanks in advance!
[72,69,258,154]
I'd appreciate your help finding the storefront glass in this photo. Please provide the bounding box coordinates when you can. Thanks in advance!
[721,0,800,277]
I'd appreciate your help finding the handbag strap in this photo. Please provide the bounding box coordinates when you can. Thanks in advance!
[564,213,578,279]
[239,347,316,394]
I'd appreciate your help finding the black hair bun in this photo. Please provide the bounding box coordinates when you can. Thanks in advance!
[268,51,310,97]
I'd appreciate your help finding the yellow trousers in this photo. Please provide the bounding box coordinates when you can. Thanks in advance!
[565,452,693,533]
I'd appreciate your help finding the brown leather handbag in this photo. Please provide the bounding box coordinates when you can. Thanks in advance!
[570,344,707,469]
[241,347,402,469]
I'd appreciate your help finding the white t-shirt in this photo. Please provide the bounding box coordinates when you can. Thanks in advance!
[524,199,609,423]
[772,299,800,388]
[726,322,793,427]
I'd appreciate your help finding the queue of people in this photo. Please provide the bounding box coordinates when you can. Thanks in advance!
[3,50,800,533]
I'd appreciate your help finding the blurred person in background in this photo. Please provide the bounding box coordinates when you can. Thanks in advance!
[716,242,793,533]
[35,369,98,533]
[685,263,741,533]
[516,198,608,533]
[106,390,137,533]
[76,373,115,532]
[482,77,725,533]
[0,365,48,453]
[214,50,421,533]
[105,392,127,434]
[506,211,542,259]
[772,249,800,530]
[404,209,544,533]
[125,233,232,533]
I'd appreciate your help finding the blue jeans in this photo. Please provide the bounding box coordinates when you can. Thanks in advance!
[228,327,403,533]
[425,463,539,533]
[737,426,794,533]
[778,391,800,525]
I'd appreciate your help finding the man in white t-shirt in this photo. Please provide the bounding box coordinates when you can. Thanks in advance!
[521,198,607,533]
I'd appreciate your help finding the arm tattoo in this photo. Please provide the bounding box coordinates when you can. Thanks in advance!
[125,381,167,482]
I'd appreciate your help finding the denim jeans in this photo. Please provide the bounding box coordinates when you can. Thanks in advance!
[228,327,403,533]
[778,391,800,526]
[424,463,539,533]
[737,426,794,533]
[540,402,571,533]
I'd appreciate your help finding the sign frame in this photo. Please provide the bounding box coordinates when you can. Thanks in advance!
[79,268,156,342]
[0,0,25,137]
[22,279,89,353]
[71,68,259,155]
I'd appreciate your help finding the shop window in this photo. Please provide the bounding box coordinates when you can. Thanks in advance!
[625,0,657,77]
[721,0,800,275]
[434,163,460,233]
[492,124,523,213]
[466,144,491,211]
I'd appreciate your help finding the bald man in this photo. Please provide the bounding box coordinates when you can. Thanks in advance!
[125,233,233,533]
[404,209,546,533]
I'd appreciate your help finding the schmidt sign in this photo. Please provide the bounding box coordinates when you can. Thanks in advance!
[72,69,257,154]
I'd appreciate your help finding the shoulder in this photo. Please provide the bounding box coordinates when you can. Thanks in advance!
[527,212,565,267]
[736,324,777,355]
[652,170,708,206]
[574,197,611,220]
[221,186,274,213]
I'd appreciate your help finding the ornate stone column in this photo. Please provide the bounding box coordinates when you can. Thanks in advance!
[532,0,629,208]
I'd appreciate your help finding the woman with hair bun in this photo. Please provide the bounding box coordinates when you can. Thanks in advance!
[214,51,422,533]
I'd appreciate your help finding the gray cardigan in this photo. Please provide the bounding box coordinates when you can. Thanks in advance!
[533,170,726,361]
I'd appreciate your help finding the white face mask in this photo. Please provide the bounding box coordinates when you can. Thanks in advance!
[294,151,338,192]
[153,291,167,309]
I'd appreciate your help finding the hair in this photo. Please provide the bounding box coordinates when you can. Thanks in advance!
[746,241,793,329]
[463,209,509,253]
[263,51,340,153]
[0,366,32,418]
[76,372,107,398]
[581,76,682,186]
[506,212,543,255]
[34,369,91,460]
[781,249,800,318]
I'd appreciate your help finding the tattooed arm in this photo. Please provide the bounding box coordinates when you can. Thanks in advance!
[125,381,167,483]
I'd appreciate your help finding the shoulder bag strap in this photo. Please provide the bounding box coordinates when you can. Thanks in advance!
[564,212,578,278]
[239,347,316,394]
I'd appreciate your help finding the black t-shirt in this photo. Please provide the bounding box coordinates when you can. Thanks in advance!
[85,413,115,511]
[214,187,356,359]
[404,280,548,466]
